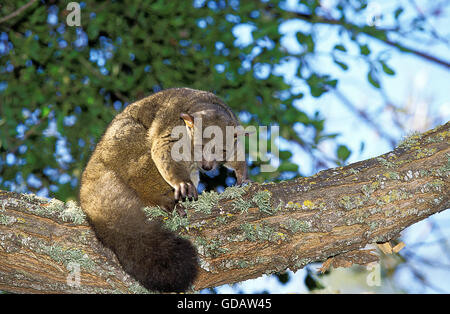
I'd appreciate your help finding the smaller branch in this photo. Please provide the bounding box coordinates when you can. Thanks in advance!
[380,37,450,69]
[0,0,37,25]
[408,0,449,45]
[285,11,450,69]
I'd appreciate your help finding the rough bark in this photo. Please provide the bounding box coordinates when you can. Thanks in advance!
[0,122,449,293]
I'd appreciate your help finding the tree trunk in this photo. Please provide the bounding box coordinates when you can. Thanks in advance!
[0,122,449,293]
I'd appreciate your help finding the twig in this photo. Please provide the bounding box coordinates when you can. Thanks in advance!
[0,0,38,24]
[283,11,450,69]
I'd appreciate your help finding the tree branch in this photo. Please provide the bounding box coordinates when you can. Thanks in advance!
[286,11,450,69]
[0,122,449,293]
[0,0,38,25]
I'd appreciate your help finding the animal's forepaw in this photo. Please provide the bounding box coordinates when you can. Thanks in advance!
[174,181,198,202]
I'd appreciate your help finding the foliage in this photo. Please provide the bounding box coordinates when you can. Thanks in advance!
[0,1,446,200]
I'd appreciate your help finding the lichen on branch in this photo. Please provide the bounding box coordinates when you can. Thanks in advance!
[0,122,449,293]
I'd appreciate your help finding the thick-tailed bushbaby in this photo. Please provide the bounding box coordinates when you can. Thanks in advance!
[79,88,248,292]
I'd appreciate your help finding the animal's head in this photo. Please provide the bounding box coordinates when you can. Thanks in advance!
[180,108,249,173]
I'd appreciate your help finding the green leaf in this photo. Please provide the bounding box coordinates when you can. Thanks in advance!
[333,44,347,52]
[279,150,293,160]
[380,60,395,75]
[42,106,51,118]
[296,32,315,52]
[334,60,349,70]
[394,8,404,19]
[337,145,351,162]
[278,162,299,172]
[359,44,371,56]
[306,74,337,97]
[367,70,381,88]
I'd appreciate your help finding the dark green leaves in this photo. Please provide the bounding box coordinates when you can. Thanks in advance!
[307,74,338,97]
[296,32,315,53]
[333,44,347,52]
[360,43,371,56]
[367,69,381,88]
[380,60,395,75]
[337,144,351,164]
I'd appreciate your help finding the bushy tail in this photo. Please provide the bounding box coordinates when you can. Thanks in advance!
[80,169,198,292]
[92,218,198,292]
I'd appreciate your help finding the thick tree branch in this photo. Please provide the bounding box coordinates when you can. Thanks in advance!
[0,122,449,293]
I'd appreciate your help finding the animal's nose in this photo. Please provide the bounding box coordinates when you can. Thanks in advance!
[202,163,213,171]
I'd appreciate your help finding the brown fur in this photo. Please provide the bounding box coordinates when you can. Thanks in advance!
[79,88,247,292]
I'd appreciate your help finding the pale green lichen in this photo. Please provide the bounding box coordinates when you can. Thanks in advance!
[219,185,246,199]
[181,184,249,214]
[21,193,49,203]
[41,243,95,270]
[232,197,252,213]
[19,197,86,224]
[189,190,220,214]
[17,197,60,218]
[420,179,445,194]
[58,200,86,224]
[274,200,285,212]
[240,222,283,242]
[143,205,167,219]
[240,223,261,242]
[376,157,397,169]
[368,220,380,230]
[398,132,422,148]
[425,133,446,143]
[198,257,212,272]
[0,213,16,226]
[414,147,437,159]
[46,198,66,212]
[236,259,249,268]
[214,215,228,225]
[380,189,411,204]
[293,257,313,269]
[219,256,270,271]
[143,205,189,232]
[439,153,450,173]
[383,171,400,180]
[361,184,374,198]
[285,218,311,233]
[195,237,228,258]
[339,196,353,211]
[128,283,150,294]
[339,195,364,211]
[221,257,266,270]
[252,190,273,214]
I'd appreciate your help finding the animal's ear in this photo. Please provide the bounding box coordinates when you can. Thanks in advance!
[180,113,194,128]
